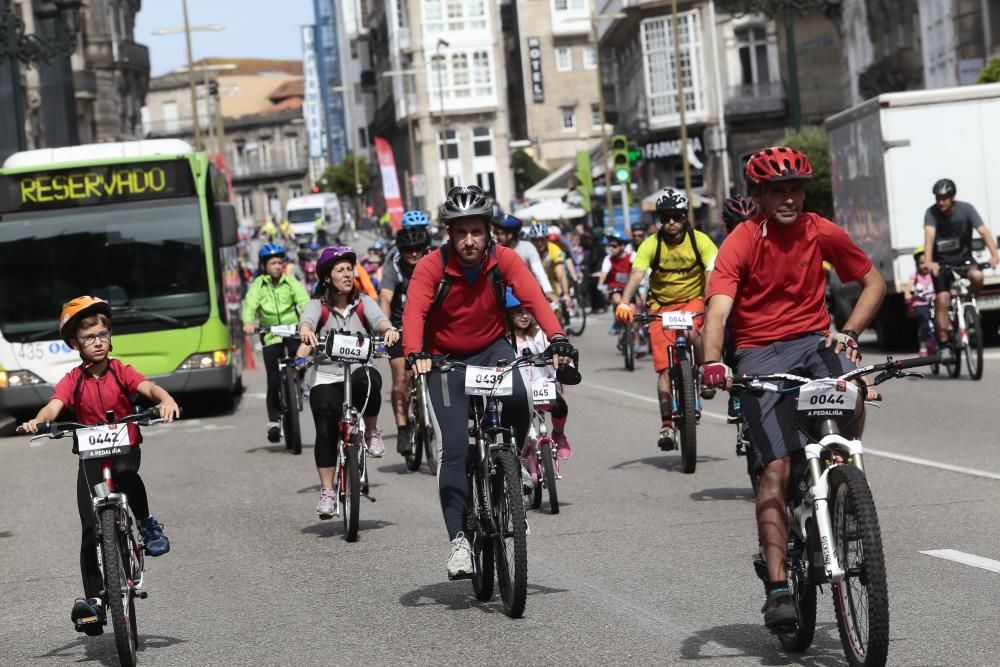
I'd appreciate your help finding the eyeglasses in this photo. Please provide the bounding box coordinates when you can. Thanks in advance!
[77,331,110,347]
[447,184,485,198]
[658,211,687,223]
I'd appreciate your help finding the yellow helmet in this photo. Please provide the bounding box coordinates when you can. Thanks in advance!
[913,244,925,257]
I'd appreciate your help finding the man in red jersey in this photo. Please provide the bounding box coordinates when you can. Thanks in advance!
[402,185,576,580]
[700,146,885,632]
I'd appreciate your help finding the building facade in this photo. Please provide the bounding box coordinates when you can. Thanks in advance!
[314,0,350,165]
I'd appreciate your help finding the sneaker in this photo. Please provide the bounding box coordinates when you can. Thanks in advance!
[396,424,413,455]
[939,346,954,363]
[919,346,928,358]
[700,387,717,400]
[139,516,170,556]
[267,421,281,443]
[553,433,572,460]
[365,428,385,458]
[316,488,337,519]
[658,426,676,451]
[71,597,105,635]
[447,532,473,579]
[762,588,798,631]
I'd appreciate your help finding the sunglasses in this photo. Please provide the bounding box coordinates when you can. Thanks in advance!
[658,211,687,223]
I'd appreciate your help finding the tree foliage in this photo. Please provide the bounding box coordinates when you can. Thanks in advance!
[976,57,1000,84]
[511,149,549,196]
[316,154,370,198]
[781,125,833,217]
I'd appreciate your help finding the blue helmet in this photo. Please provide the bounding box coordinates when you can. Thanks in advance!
[258,243,286,263]
[371,240,386,251]
[402,210,430,227]
[494,213,523,232]
[505,287,522,309]
[607,231,629,244]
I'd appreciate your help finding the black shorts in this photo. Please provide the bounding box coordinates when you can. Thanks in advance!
[932,259,975,293]
[388,339,404,360]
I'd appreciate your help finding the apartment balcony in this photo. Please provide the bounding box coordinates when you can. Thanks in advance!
[724,81,786,119]
[231,157,308,182]
[85,39,150,74]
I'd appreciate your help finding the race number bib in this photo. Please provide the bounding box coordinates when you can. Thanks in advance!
[796,379,859,416]
[465,366,514,396]
[530,377,557,404]
[661,311,695,330]
[76,424,131,460]
[327,333,371,362]
[614,272,630,284]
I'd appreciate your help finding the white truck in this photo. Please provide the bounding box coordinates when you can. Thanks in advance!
[285,193,343,246]
[826,83,1000,349]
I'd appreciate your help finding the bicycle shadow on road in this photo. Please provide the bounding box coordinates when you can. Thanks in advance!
[689,487,755,503]
[679,621,844,666]
[34,633,186,666]
[398,580,569,614]
[376,461,436,476]
[244,443,314,454]
[610,454,727,473]
[300,518,395,538]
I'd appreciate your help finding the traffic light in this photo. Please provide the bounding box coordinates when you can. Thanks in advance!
[611,135,630,185]
[575,151,592,213]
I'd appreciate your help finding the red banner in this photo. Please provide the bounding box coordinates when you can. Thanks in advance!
[374,136,404,231]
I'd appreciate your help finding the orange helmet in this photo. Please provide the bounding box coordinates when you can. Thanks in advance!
[59,296,112,343]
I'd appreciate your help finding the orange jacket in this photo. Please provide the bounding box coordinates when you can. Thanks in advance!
[354,263,378,298]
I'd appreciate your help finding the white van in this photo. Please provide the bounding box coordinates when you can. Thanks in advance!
[286,194,343,245]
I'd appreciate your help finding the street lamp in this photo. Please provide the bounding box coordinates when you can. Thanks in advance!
[588,12,626,225]
[0,0,85,151]
[432,38,450,194]
[383,68,420,209]
[174,62,236,157]
[151,3,226,151]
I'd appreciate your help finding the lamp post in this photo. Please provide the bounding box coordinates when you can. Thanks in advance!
[432,38,450,195]
[588,12,626,228]
[151,11,225,151]
[331,83,362,240]
[174,62,236,157]
[0,0,84,152]
[383,68,420,209]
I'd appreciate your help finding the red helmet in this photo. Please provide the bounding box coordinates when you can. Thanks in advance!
[745,146,813,186]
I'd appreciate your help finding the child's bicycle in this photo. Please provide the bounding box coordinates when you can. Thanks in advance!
[19,407,170,667]
[257,325,305,454]
[522,376,561,514]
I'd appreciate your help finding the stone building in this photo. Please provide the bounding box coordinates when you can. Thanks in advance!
[141,59,310,227]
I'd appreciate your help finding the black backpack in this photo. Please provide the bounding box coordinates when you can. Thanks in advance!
[649,225,706,275]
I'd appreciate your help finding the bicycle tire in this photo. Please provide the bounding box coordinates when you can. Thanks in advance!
[829,465,890,667]
[404,415,423,472]
[530,450,543,509]
[343,443,361,542]
[624,324,634,371]
[101,508,138,667]
[541,441,559,514]
[777,547,817,653]
[470,465,496,601]
[420,381,439,475]
[567,291,587,336]
[676,360,698,474]
[492,448,528,618]
[946,340,962,378]
[964,305,984,380]
[282,366,302,454]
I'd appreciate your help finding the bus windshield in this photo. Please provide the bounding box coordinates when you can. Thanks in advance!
[0,198,210,342]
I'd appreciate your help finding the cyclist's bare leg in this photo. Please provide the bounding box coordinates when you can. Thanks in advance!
[657,369,673,420]
[690,329,704,365]
[757,456,791,582]
[318,467,335,488]
[934,291,951,344]
[389,358,410,427]
[968,266,985,293]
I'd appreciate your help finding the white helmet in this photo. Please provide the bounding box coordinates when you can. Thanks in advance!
[525,222,548,239]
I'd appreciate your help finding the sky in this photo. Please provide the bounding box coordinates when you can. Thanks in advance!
[135,0,316,76]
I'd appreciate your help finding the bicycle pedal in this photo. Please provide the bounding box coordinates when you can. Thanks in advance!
[364,494,377,502]
[137,591,148,600]
[448,572,473,581]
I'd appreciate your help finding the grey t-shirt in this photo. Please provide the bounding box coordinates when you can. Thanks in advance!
[924,200,984,264]
[300,295,388,382]
[514,240,554,294]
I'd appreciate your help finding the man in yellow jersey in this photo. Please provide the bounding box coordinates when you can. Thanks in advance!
[616,188,718,450]
[525,222,571,303]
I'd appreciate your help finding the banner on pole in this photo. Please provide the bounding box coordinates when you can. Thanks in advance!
[374,136,404,230]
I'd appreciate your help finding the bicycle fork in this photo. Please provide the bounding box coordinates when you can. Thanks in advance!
[668,339,702,419]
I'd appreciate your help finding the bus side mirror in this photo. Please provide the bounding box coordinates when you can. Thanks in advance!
[215,203,239,247]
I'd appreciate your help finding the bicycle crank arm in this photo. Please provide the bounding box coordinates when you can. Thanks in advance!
[363,494,376,502]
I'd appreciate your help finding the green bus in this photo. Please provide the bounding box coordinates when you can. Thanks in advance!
[0,139,244,418]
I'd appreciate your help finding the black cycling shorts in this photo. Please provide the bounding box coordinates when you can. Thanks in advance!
[931,260,975,294]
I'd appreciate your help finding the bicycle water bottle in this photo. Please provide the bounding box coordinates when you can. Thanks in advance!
[728,394,742,418]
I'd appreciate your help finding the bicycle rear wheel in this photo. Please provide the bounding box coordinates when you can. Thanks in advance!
[830,464,890,667]
[470,468,495,601]
[101,508,138,667]
[675,360,698,474]
[343,443,361,542]
[541,441,559,514]
[404,414,423,472]
[492,448,528,618]
[623,324,634,371]
[777,543,817,652]
[567,290,587,336]
[964,305,984,380]
[282,366,302,454]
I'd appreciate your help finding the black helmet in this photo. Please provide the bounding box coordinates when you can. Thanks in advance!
[932,178,956,198]
[722,194,760,231]
[440,185,493,223]
[654,187,689,213]
[396,226,429,249]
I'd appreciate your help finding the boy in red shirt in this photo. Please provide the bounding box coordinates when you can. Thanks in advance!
[700,147,885,632]
[20,296,180,635]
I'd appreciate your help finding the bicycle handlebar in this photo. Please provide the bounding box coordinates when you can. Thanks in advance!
[19,406,168,438]
[732,355,939,395]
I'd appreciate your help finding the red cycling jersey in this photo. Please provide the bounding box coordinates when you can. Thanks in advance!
[707,212,872,349]
[402,244,564,357]
[604,252,634,289]
[52,359,146,445]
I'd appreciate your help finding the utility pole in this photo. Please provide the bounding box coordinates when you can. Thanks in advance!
[672,0,694,224]
[180,0,201,150]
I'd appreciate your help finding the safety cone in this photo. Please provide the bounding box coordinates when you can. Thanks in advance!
[244,335,257,370]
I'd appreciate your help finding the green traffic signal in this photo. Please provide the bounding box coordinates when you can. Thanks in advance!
[614,166,630,184]
[610,134,630,185]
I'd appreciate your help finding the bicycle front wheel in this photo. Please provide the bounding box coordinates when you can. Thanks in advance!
[404,413,423,472]
[623,324,634,371]
[964,305,984,380]
[101,508,138,667]
[777,544,817,653]
[541,441,560,514]
[675,360,698,474]
[830,465,890,667]
[343,443,361,542]
[282,366,302,455]
[492,448,528,618]
[567,292,587,336]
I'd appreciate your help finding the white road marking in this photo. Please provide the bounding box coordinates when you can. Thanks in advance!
[580,381,1000,481]
[247,392,267,400]
[920,549,1000,573]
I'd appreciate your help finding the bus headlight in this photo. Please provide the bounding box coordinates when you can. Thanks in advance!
[178,350,229,370]
[0,370,45,388]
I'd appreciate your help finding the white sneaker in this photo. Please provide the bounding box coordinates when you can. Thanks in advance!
[365,428,385,458]
[446,532,473,579]
[316,488,337,519]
